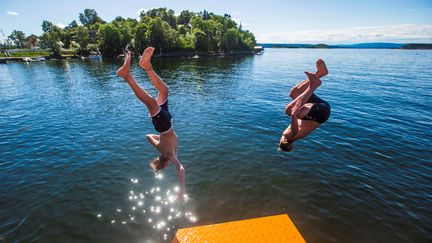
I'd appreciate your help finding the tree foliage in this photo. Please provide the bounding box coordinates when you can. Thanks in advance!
[14,8,256,57]
[79,9,103,26]
[8,30,27,48]
[42,21,55,33]
[178,10,195,25]
[141,8,177,29]
[40,20,65,56]
[76,26,90,52]
[98,24,122,56]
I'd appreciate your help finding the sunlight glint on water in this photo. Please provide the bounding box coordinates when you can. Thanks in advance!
[104,173,197,241]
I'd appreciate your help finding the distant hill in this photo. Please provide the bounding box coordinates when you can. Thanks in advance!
[336,43,404,49]
[258,42,432,49]
[401,44,432,49]
[259,43,331,48]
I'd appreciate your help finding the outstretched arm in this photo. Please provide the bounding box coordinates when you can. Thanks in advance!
[146,134,160,147]
[283,99,302,140]
[283,115,299,142]
[171,157,186,199]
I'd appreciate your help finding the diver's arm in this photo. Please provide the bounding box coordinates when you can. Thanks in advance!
[283,102,301,139]
[283,116,299,141]
[146,134,160,147]
[171,157,186,199]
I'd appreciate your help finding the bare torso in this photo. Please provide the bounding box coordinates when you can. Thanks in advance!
[291,119,321,141]
[158,130,179,159]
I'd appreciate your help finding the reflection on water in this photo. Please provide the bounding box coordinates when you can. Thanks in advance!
[99,173,197,242]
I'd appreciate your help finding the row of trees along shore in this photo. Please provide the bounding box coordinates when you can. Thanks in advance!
[3,8,257,57]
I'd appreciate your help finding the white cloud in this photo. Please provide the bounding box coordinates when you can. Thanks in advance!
[137,8,147,16]
[7,11,19,16]
[256,24,432,44]
[55,23,66,29]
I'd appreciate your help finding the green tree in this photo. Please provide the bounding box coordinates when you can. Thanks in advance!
[200,10,210,20]
[42,20,54,33]
[76,26,90,52]
[134,22,150,53]
[146,17,179,53]
[70,41,79,49]
[87,43,98,52]
[40,20,64,56]
[222,28,240,51]
[37,8,256,55]
[8,30,27,48]
[239,30,256,50]
[192,29,208,51]
[40,30,63,57]
[67,20,78,29]
[112,17,137,49]
[178,10,195,25]
[190,16,221,51]
[178,33,195,51]
[142,8,177,29]
[98,23,122,56]
[79,9,103,26]
[178,25,187,35]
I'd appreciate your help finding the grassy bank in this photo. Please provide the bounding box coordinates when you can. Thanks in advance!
[1,49,79,58]
[1,50,50,57]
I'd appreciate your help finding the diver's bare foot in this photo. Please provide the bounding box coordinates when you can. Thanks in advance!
[315,59,328,78]
[305,71,322,88]
[139,47,155,71]
[116,51,132,79]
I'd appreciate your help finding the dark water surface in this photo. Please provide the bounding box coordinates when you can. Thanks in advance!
[1,49,431,242]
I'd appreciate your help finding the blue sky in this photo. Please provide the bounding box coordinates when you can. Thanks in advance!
[1,0,431,44]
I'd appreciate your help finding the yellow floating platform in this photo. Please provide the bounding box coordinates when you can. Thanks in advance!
[173,214,305,243]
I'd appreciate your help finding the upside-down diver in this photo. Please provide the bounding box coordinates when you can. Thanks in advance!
[280,59,331,152]
[117,47,185,199]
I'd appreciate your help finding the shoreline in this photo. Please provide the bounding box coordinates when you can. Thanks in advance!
[153,50,256,58]
[0,51,257,63]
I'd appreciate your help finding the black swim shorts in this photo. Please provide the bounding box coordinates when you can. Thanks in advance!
[300,94,331,124]
[149,100,172,134]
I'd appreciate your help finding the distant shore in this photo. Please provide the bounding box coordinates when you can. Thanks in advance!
[0,50,257,63]
[259,43,432,50]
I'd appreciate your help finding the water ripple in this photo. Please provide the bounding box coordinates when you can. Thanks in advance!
[1,49,431,242]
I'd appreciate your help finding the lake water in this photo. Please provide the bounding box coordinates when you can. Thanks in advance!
[1,49,431,242]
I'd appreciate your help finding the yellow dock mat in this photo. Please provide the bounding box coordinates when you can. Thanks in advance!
[172,214,305,243]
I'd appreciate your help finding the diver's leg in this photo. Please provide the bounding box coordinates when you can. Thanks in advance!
[139,47,169,105]
[117,51,159,115]
[285,72,322,116]
[290,59,328,99]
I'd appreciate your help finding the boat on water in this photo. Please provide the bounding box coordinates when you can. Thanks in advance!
[33,56,46,61]
[23,56,46,62]
[87,54,102,61]
[254,45,264,53]
[87,50,103,61]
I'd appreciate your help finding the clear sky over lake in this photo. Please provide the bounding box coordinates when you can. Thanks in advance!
[0,0,431,44]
